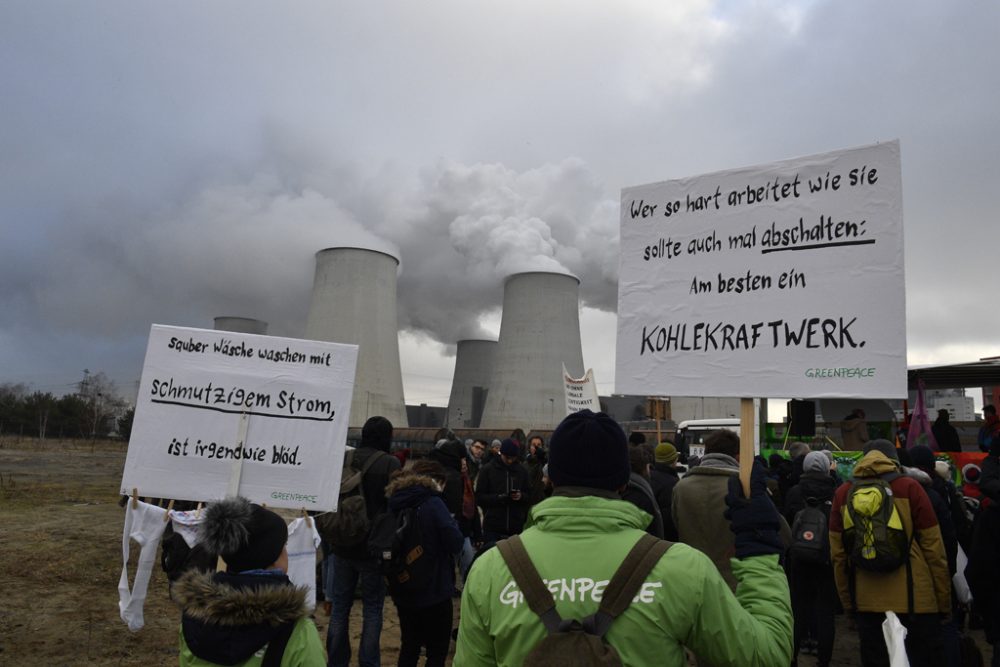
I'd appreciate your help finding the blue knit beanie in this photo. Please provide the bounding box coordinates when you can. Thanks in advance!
[548,410,630,491]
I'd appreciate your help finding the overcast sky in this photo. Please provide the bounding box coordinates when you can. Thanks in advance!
[2,1,998,410]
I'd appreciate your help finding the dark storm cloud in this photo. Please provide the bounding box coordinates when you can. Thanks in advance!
[2,0,998,397]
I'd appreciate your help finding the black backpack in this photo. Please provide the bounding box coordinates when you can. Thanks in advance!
[789,497,832,565]
[368,502,435,595]
[496,533,672,666]
[316,449,386,548]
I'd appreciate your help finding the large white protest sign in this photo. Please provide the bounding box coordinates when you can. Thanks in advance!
[563,364,601,415]
[616,141,906,399]
[120,325,358,510]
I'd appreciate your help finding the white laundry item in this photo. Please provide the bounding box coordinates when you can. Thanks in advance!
[285,517,322,611]
[167,509,204,548]
[118,500,168,631]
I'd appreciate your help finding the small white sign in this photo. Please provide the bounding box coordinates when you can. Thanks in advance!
[563,365,602,416]
[120,325,358,510]
[616,141,906,399]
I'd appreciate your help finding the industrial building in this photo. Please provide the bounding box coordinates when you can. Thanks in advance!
[479,271,586,431]
[305,246,409,428]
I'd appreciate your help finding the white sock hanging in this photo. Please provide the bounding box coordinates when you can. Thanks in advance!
[118,499,168,631]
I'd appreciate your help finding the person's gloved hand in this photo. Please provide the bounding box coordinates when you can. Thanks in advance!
[724,460,784,559]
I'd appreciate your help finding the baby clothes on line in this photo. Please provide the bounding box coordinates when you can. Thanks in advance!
[286,517,322,611]
[167,508,203,548]
[118,500,168,631]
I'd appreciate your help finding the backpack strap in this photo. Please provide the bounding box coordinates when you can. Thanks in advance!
[496,533,672,638]
[356,449,387,477]
[261,620,296,667]
[496,536,563,634]
[589,534,672,637]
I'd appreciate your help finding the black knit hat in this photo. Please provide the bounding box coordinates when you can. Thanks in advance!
[548,409,630,491]
[362,416,393,452]
[909,444,936,471]
[499,438,520,457]
[200,496,288,573]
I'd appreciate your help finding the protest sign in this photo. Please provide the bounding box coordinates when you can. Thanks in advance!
[616,141,906,399]
[120,325,358,510]
[563,364,601,415]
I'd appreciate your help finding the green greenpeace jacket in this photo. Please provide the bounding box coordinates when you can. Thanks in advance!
[455,493,792,667]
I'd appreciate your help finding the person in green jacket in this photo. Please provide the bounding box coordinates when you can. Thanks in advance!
[173,496,325,666]
[455,409,793,667]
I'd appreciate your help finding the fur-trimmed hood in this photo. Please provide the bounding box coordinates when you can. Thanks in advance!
[903,465,933,487]
[386,472,442,512]
[385,471,441,498]
[174,569,308,664]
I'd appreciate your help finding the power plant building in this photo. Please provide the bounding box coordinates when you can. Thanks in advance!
[446,339,497,428]
[480,271,586,431]
[305,247,409,428]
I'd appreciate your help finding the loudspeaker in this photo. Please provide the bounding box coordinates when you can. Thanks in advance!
[788,399,816,436]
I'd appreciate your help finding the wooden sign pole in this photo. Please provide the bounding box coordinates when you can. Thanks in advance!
[739,398,755,496]
[655,399,662,446]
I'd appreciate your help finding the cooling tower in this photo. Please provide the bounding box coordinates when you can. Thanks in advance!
[480,271,585,431]
[305,247,408,428]
[446,339,497,428]
[213,317,268,335]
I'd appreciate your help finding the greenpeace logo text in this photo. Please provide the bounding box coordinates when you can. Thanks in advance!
[498,577,662,608]
[804,367,875,379]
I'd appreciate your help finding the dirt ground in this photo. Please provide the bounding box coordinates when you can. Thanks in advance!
[0,438,993,666]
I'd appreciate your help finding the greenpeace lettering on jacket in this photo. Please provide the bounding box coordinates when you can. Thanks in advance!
[498,577,663,608]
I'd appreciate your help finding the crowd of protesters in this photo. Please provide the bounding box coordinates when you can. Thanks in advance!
[164,407,1000,667]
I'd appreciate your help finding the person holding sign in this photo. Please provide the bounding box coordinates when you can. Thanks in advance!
[173,497,325,666]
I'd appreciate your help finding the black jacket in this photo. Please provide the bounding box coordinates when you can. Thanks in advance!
[784,470,838,578]
[385,473,464,608]
[331,446,400,560]
[475,458,531,536]
[649,463,680,541]
[783,470,838,526]
[621,473,665,539]
[932,419,962,453]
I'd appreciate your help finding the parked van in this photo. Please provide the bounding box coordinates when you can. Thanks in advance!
[675,418,740,459]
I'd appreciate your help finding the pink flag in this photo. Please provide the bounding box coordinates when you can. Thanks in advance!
[907,379,939,451]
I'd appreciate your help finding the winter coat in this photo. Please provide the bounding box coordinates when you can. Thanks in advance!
[978,419,1000,453]
[621,472,664,538]
[777,454,806,510]
[965,502,1000,642]
[427,443,464,519]
[525,450,548,506]
[783,470,838,527]
[980,453,1000,502]
[932,418,962,452]
[454,493,793,667]
[330,446,401,561]
[649,463,680,541]
[671,453,791,591]
[475,457,531,536]
[174,570,324,666]
[840,416,869,451]
[829,451,951,615]
[784,471,838,589]
[906,466,958,574]
[384,472,464,608]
